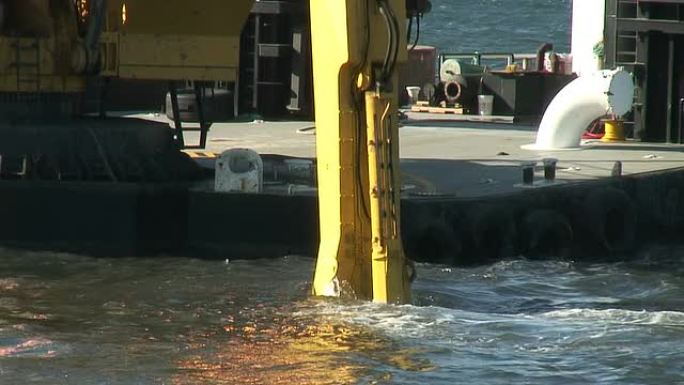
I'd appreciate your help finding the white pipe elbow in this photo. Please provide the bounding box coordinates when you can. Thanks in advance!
[528,69,634,150]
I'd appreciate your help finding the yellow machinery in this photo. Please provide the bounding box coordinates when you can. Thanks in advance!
[97,0,251,82]
[0,0,418,304]
[310,0,413,303]
[0,1,84,94]
[0,0,253,147]
[0,0,251,91]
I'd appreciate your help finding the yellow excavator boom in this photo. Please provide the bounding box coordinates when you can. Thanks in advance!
[310,0,411,303]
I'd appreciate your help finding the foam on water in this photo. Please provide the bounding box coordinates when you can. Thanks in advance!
[541,308,684,326]
[0,337,59,358]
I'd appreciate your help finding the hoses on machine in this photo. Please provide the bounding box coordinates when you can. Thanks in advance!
[85,0,106,50]
[351,0,373,219]
[407,15,412,43]
[386,3,401,80]
[377,0,400,85]
[407,0,430,51]
[410,14,420,50]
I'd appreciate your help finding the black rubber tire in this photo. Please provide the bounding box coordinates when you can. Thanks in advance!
[581,187,637,254]
[520,209,573,259]
[470,207,517,261]
[406,220,461,265]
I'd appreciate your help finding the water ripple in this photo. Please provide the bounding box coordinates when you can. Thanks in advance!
[0,248,682,384]
[541,308,684,326]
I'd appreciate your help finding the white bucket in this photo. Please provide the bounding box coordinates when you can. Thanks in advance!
[406,86,421,105]
[478,95,494,116]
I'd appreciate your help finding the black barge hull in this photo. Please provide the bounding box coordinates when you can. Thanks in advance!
[2,167,684,265]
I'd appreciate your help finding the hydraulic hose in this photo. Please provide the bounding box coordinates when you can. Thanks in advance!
[378,0,394,82]
[351,0,373,219]
[384,1,401,81]
[377,0,400,84]
[86,0,107,50]
[409,14,420,51]
[407,15,413,42]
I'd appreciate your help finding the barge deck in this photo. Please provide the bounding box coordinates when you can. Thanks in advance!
[158,111,684,197]
[4,113,684,265]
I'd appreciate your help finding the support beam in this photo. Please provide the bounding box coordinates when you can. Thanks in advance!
[310,0,411,303]
[617,18,684,35]
[168,81,185,148]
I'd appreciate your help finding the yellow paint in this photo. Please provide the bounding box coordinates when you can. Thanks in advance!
[0,0,254,91]
[602,119,626,142]
[183,151,217,159]
[311,0,410,303]
[102,0,253,81]
[114,34,240,81]
[0,1,83,93]
[365,92,411,303]
[0,37,85,93]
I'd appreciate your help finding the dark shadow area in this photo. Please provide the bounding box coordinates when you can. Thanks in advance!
[401,157,542,197]
[401,119,538,132]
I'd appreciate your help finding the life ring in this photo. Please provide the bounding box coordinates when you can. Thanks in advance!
[581,187,637,253]
[520,209,573,259]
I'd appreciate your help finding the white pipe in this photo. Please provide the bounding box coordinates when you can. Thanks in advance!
[526,69,634,150]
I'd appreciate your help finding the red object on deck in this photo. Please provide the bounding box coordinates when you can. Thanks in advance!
[582,119,605,140]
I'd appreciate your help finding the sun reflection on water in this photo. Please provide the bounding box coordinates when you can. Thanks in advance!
[171,300,433,384]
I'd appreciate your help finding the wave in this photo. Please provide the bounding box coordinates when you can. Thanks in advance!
[541,308,684,326]
[0,337,59,358]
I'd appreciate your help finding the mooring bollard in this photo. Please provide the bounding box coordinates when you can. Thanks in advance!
[611,161,623,177]
[543,158,558,182]
[521,161,536,185]
[215,149,264,193]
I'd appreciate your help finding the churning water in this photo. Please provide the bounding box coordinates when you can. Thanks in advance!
[0,250,683,384]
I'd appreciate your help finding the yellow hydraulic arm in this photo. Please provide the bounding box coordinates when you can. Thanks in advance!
[310,0,411,303]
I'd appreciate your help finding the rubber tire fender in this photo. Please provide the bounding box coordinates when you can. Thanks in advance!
[470,207,517,261]
[520,209,574,259]
[405,219,461,265]
[581,187,637,253]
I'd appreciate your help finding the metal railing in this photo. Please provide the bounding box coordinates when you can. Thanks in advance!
[439,52,541,72]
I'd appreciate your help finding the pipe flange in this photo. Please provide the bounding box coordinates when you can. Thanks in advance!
[443,81,462,104]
